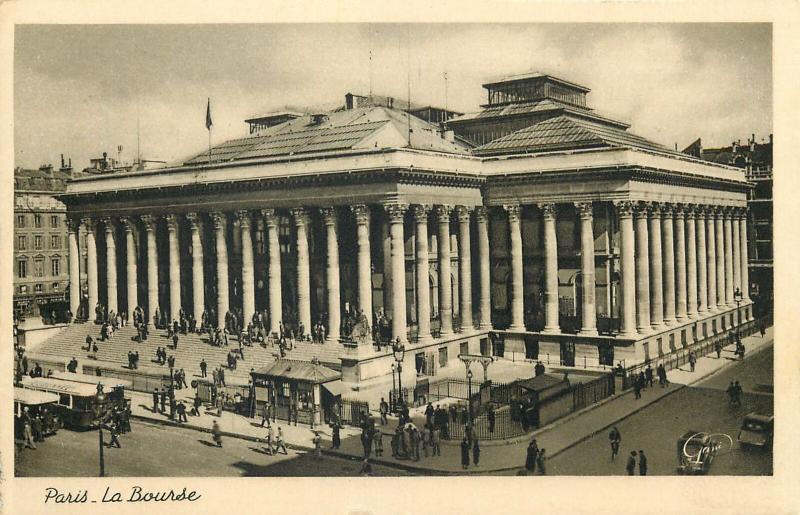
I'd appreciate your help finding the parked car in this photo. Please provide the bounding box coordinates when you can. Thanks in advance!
[738,413,774,449]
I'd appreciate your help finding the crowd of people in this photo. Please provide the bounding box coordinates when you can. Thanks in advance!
[631,363,670,399]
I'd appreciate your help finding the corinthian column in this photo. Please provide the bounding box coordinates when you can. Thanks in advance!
[321,207,340,341]
[537,203,559,334]
[715,208,726,310]
[262,209,282,336]
[84,219,100,315]
[236,210,256,325]
[386,203,408,343]
[648,203,665,331]
[685,207,699,318]
[475,207,492,329]
[100,218,118,314]
[212,212,229,329]
[706,208,718,312]
[186,213,205,324]
[576,202,597,336]
[661,205,676,326]
[739,210,751,302]
[505,204,525,332]
[634,204,651,333]
[412,204,432,342]
[616,201,637,338]
[141,215,159,326]
[165,214,181,322]
[68,218,81,318]
[696,207,708,314]
[351,204,373,329]
[455,205,474,332]
[675,206,689,320]
[435,205,453,336]
[723,208,735,307]
[291,208,311,335]
[121,217,139,316]
[732,208,742,299]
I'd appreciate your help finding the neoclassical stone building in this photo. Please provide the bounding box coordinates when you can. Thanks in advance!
[60,72,752,387]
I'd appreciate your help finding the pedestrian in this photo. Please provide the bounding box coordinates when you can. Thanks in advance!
[263,425,275,455]
[331,421,341,449]
[425,402,434,427]
[536,449,546,475]
[313,431,322,459]
[633,376,642,399]
[212,420,222,447]
[715,341,722,359]
[359,459,373,477]
[108,422,122,448]
[645,365,654,388]
[734,380,743,407]
[487,405,496,434]
[22,408,36,449]
[626,451,637,475]
[432,425,441,456]
[638,450,648,476]
[261,402,271,427]
[180,368,189,389]
[379,397,389,425]
[422,425,431,457]
[152,388,159,413]
[689,351,696,372]
[159,388,167,413]
[460,437,470,469]
[373,427,383,457]
[525,439,538,472]
[177,401,188,423]
[191,393,202,416]
[609,426,622,461]
[472,437,481,466]
[760,321,766,337]
[274,427,287,454]
[200,359,207,378]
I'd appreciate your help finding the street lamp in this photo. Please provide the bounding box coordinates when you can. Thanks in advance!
[467,369,474,426]
[392,338,405,413]
[390,363,397,413]
[169,364,175,420]
[734,288,743,345]
[93,387,107,477]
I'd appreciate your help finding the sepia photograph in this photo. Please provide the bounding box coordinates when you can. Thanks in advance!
[9,21,777,484]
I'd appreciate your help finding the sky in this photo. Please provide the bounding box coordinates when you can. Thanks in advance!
[14,23,772,170]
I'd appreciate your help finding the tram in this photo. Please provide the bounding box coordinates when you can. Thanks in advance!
[50,371,132,410]
[20,376,110,429]
[14,387,60,439]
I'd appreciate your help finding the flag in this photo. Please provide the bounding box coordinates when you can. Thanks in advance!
[205,98,213,130]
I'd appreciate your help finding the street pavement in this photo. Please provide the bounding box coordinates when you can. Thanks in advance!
[14,418,412,477]
[16,327,773,476]
[546,342,773,475]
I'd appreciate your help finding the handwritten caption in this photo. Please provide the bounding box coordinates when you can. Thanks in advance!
[44,487,201,504]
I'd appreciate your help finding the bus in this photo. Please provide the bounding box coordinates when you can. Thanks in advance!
[20,376,109,429]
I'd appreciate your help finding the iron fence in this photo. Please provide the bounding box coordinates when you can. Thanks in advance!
[572,372,615,411]
[446,405,526,441]
[337,397,370,427]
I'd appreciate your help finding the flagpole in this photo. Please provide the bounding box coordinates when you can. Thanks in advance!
[206,97,212,165]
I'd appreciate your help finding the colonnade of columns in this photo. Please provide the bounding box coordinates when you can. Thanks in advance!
[67,200,749,344]
[68,202,494,346]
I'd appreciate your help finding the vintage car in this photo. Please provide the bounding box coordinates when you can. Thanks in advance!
[676,430,732,475]
[737,412,774,449]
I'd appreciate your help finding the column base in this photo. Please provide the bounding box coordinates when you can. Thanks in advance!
[508,325,525,333]
[438,330,454,339]
[578,328,598,337]
[478,322,493,330]
[687,312,699,320]
[650,323,667,333]
[636,325,652,335]
[416,334,433,345]
[618,330,639,340]
[541,326,560,335]
[663,318,677,327]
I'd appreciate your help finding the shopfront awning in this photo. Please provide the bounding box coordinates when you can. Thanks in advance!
[321,380,348,397]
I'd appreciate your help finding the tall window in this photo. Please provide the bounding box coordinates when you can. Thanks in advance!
[34,284,43,293]
[51,258,61,276]
[17,214,25,228]
[34,235,43,250]
[34,259,44,277]
[51,235,60,249]
[52,282,60,291]
[51,215,59,227]
[18,260,27,279]
[17,235,26,250]
[34,214,42,228]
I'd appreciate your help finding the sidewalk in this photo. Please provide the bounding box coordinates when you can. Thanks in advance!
[128,326,773,474]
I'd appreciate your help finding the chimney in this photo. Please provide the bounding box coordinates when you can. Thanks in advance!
[731,141,737,153]
[750,133,756,152]
[345,93,354,110]
[61,154,65,168]
[443,129,455,142]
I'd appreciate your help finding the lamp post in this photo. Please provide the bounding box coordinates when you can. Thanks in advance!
[390,363,397,413]
[169,364,175,420]
[392,338,405,413]
[467,369,474,426]
[94,387,107,477]
[734,288,743,345]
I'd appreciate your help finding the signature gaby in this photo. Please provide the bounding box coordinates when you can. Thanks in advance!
[44,486,201,504]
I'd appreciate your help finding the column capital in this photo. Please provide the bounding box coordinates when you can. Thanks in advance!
[659,203,675,217]
[736,207,748,220]
[574,201,593,219]
[350,204,371,225]
[707,205,723,218]
[632,201,648,219]
[164,213,180,231]
[474,205,488,223]
[721,206,734,220]
[434,204,452,223]
[646,201,664,216]
[99,217,115,233]
[289,207,309,226]
[260,208,278,227]
[614,200,635,218]
[67,217,82,232]
[502,203,521,222]
[384,203,408,223]
[210,211,227,230]
[454,205,472,222]
[320,206,338,225]
[120,216,138,233]
[140,214,158,232]
[537,202,557,220]
[185,212,202,229]
[235,209,252,229]
[673,204,686,220]
[411,204,431,222]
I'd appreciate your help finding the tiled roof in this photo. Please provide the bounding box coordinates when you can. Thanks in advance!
[252,359,341,384]
[473,115,675,156]
[185,106,470,165]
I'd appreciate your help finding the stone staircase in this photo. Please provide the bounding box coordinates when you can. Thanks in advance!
[31,322,345,384]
